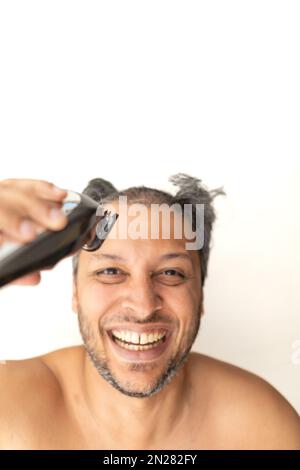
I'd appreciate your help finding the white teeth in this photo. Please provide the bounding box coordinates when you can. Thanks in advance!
[148,333,154,343]
[113,331,122,340]
[111,329,166,345]
[140,333,148,345]
[131,332,139,344]
[125,331,131,343]
[114,338,164,351]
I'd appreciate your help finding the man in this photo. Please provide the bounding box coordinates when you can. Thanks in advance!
[0,175,299,450]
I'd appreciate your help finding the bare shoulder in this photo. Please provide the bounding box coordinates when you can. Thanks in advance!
[0,346,82,449]
[189,353,300,449]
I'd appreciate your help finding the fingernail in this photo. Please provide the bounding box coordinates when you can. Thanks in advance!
[52,185,66,194]
[20,220,36,238]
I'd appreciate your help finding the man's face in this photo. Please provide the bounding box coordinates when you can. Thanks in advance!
[72,201,203,398]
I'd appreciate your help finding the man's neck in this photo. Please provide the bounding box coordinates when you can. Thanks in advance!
[80,353,191,447]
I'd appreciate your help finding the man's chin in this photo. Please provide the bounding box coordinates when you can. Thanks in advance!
[109,380,164,399]
[99,370,177,399]
[89,348,188,399]
[98,357,169,396]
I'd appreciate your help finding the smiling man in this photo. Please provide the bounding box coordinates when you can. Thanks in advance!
[0,175,299,450]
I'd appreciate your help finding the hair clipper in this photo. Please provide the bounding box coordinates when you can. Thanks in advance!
[0,190,118,288]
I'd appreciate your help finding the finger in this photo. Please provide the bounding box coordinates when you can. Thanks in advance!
[10,272,41,286]
[0,220,46,246]
[24,179,67,201]
[0,205,35,242]
[1,178,67,199]
[0,187,67,240]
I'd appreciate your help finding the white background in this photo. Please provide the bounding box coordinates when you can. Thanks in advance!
[0,1,299,413]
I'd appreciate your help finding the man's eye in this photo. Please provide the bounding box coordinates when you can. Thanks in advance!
[96,268,123,276]
[155,269,186,285]
[94,268,126,283]
[164,269,183,277]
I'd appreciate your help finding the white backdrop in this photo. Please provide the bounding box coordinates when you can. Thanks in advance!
[0,1,299,413]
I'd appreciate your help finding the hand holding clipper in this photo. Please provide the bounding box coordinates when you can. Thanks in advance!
[0,179,118,287]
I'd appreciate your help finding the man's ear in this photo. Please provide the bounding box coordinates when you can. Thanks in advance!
[72,278,78,315]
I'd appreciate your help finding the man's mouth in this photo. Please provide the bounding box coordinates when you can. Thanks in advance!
[110,329,167,351]
[106,328,171,362]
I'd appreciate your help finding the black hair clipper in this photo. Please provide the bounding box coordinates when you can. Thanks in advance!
[0,190,118,288]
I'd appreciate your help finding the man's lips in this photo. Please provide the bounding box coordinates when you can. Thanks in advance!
[105,324,171,345]
[105,328,172,362]
[105,325,171,335]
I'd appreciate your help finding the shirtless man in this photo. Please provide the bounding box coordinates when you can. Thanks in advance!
[0,176,299,450]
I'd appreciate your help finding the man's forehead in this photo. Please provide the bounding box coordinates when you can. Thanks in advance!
[100,200,194,241]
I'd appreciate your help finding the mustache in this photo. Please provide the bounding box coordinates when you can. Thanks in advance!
[102,311,174,326]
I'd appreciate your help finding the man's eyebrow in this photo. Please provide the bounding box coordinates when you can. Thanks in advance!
[89,253,128,262]
[158,252,193,263]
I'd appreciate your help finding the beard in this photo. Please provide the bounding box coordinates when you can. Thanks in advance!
[77,304,201,399]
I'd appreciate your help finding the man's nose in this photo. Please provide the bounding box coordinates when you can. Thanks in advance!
[121,275,163,318]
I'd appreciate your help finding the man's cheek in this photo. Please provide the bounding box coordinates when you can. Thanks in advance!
[81,287,103,311]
